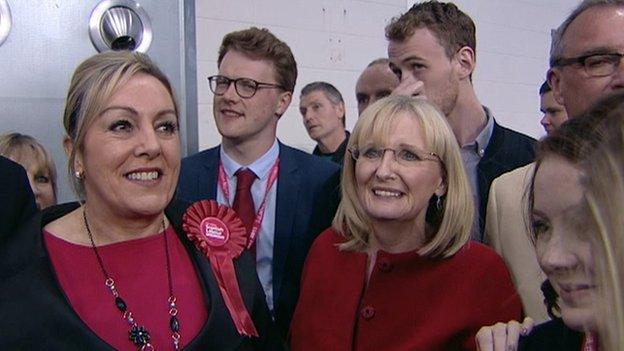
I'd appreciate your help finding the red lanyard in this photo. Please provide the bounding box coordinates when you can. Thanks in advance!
[582,332,596,351]
[218,159,280,249]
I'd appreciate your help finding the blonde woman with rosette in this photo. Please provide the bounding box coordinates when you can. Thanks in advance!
[290,95,521,351]
[0,51,282,350]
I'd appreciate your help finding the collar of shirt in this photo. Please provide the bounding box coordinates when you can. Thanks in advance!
[219,139,280,180]
[462,106,495,158]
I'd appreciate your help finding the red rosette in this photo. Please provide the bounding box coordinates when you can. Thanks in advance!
[182,200,259,337]
[183,200,247,257]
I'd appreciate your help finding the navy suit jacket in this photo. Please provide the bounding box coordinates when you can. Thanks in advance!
[177,142,341,336]
[0,156,36,243]
[477,121,535,236]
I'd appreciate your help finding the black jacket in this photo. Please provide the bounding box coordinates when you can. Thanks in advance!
[519,318,583,350]
[478,121,535,236]
[312,131,350,166]
[0,200,285,350]
[0,156,36,243]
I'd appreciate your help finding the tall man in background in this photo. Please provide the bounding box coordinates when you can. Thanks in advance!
[386,1,535,240]
[177,27,340,337]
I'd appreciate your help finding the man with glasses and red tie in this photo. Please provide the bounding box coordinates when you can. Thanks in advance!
[177,27,341,338]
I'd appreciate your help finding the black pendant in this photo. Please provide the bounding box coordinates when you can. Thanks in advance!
[115,297,127,312]
[129,325,150,346]
[170,315,180,332]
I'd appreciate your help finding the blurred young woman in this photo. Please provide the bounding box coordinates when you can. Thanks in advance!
[0,133,57,209]
[476,94,622,351]
[0,51,281,350]
[290,95,521,351]
[582,93,624,351]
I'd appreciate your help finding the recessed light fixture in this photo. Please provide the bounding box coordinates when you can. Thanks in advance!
[89,0,152,52]
[0,0,12,47]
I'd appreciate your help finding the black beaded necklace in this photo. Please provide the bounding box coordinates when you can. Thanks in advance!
[83,210,181,350]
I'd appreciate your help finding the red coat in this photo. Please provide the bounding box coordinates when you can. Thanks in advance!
[290,228,522,351]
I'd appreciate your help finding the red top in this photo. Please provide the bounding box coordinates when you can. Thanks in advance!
[290,228,522,351]
[44,227,208,350]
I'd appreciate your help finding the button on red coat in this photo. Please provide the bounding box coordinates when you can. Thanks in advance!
[378,259,392,272]
[360,306,375,320]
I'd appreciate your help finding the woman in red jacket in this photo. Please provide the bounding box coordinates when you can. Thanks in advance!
[290,95,521,351]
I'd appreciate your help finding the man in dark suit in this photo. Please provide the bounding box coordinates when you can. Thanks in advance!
[0,156,37,242]
[177,27,340,337]
[386,1,535,240]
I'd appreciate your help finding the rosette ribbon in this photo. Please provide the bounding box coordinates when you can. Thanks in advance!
[182,200,259,337]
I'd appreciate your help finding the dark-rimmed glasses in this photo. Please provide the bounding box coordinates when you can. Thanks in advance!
[207,75,285,99]
[349,147,441,167]
[552,53,624,77]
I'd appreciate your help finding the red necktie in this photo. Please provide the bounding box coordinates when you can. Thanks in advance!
[232,168,257,252]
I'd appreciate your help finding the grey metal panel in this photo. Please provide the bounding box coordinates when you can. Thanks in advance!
[183,0,198,155]
[0,0,191,203]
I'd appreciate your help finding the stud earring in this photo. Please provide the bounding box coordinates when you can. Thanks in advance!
[74,170,84,180]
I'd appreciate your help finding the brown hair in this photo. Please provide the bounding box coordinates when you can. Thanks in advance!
[385,1,476,59]
[526,97,612,239]
[217,27,298,93]
[524,93,619,322]
[580,92,624,350]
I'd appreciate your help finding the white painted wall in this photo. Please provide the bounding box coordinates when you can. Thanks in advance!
[194,0,580,153]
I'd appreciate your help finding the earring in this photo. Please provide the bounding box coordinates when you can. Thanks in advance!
[74,170,84,180]
[436,195,443,211]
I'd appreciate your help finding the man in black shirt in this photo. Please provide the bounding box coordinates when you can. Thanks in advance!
[299,81,350,166]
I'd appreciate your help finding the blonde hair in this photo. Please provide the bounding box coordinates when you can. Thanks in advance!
[334,95,473,258]
[0,132,57,200]
[63,51,178,199]
[582,93,624,350]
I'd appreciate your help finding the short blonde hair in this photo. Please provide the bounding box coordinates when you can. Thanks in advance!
[334,95,473,258]
[63,51,178,199]
[0,132,57,200]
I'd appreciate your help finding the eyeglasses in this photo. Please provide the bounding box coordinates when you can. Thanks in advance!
[349,146,441,167]
[207,75,285,99]
[552,53,624,77]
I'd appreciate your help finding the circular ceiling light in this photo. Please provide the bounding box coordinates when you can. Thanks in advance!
[0,0,12,46]
[89,0,152,53]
